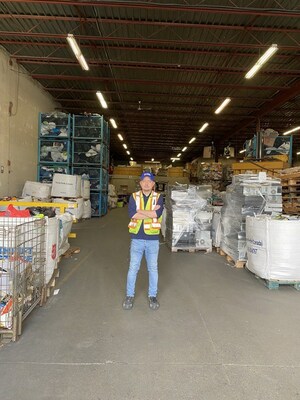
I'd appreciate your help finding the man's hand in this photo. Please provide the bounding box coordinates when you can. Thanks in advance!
[153,204,161,211]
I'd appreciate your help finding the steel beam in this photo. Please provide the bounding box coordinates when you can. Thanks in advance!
[32,74,285,91]
[1,31,299,51]
[2,1,300,18]
[2,14,300,34]
[13,56,300,77]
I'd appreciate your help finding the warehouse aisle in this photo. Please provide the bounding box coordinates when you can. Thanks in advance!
[1,207,300,400]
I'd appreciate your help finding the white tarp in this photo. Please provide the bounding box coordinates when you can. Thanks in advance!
[246,215,300,281]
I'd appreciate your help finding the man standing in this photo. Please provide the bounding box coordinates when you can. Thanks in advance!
[123,172,164,311]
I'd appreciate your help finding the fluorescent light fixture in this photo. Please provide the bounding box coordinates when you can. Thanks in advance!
[96,91,108,109]
[182,147,187,152]
[297,152,300,155]
[126,150,130,155]
[199,122,209,133]
[239,149,246,154]
[123,144,127,149]
[282,126,300,135]
[189,137,196,144]
[177,153,181,157]
[77,54,89,71]
[110,118,117,129]
[245,44,278,79]
[151,158,154,161]
[130,157,133,160]
[170,157,180,161]
[66,33,89,71]
[215,98,231,114]
[118,134,123,141]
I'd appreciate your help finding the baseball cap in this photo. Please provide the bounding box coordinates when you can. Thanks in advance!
[140,171,155,181]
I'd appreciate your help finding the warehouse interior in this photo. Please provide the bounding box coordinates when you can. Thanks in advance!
[1,1,300,399]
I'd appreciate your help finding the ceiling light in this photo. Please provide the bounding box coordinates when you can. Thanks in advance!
[177,153,181,157]
[126,150,130,155]
[215,98,231,114]
[130,157,133,160]
[199,122,209,133]
[170,157,180,160]
[96,91,108,109]
[189,137,196,144]
[239,149,246,154]
[118,134,123,141]
[66,33,89,71]
[282,126,300,135]
[297,152,300,155]
[110,118,117,129]
[151,158,154,161]
[182,147,187,152]
[245,44,278,79]
[123,144,127,149]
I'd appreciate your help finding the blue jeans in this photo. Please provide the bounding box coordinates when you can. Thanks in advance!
[126,239,160,297]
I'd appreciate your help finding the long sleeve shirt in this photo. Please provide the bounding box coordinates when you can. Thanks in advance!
[128,191,164,240]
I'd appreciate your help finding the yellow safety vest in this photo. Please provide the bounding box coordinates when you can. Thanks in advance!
[128,191,162,235]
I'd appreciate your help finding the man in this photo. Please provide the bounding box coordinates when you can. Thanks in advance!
[123,171,164,311]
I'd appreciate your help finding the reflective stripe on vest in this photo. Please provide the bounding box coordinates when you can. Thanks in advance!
[128,191,162,235]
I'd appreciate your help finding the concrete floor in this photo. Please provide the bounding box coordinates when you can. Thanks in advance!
[1,207,300,399]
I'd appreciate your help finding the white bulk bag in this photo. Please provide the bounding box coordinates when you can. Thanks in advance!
[246,215,300,281]
[45,217,59,284]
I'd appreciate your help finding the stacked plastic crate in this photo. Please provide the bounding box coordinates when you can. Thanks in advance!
[72,115,110,217]
[38,112,72,183]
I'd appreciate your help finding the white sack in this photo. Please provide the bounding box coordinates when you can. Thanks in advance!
[82,200,92,219]
[56,213,73,256]
[246,215,300,281]
[22,181,51,199]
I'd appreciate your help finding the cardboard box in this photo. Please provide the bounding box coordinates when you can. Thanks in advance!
[51,174,81,198]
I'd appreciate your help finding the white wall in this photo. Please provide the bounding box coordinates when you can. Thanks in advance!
[0,47,59,196]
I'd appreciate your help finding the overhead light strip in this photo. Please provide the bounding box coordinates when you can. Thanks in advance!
[110,118,117,129]
[96,91,108,109]
[189,137,196,144]
[66,34,89,71]
[215,98,231,114]
[199,122,209,133]
[282,126,300,135]
[245,44,278,79]
[118,134,123,141]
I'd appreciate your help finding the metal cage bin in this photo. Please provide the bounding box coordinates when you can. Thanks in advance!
[0,217,46,343]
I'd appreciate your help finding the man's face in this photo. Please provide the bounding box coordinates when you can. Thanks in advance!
[140,177,155,193]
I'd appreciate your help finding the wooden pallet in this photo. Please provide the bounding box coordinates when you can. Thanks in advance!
[218,249,246,268]
[256,276,300,290]
[61,246,81,259]
[0,330,14,345]
[170,246,212,253]
[41,268,60,304]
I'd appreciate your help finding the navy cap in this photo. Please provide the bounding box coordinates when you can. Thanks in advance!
[140,172,155,181]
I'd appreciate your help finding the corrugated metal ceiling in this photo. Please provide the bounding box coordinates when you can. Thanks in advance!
[0,0,300,163]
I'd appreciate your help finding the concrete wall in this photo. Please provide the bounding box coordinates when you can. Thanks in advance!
[0,47,59,197]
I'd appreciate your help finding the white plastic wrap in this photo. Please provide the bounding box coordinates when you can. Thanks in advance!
[246,215,300,281]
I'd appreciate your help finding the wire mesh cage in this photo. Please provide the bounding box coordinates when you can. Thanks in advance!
[0,217,46,342]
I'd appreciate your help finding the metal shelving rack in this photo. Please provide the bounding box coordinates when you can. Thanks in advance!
[72,115,110,217]
[37,112,72,183]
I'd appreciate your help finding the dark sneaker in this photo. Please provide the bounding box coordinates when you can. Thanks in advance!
[149,296,160,310]
[123,296,134,310]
